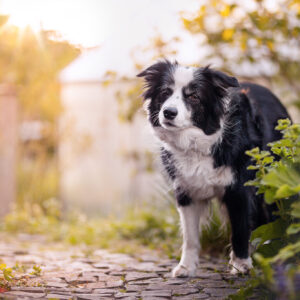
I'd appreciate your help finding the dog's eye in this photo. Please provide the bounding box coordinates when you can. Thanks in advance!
[188,94,198,101]
[161,88,172,98]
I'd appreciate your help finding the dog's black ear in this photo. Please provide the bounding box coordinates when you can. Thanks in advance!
[213,70,239,88]
[202,66,239,89]
[137,60,173,79]
[137,60,175,100]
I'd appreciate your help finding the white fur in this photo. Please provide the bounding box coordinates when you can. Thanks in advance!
[229,251,253,274]
[172,202,202,277]
[173,66,195,88]
[159,66,195,129]
[154,126,234,201]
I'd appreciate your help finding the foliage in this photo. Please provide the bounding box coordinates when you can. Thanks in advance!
[0,16,80,208]
[0,260,43,291]
[30,265,42,277]
[182,0,300,108]
[1,197,230,259]
[200,199,231,256]
[229,119,300,299]
[0,264,13,282]
[0,19,80,121]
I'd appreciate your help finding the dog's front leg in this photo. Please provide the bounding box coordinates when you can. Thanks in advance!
[172,197,201,277]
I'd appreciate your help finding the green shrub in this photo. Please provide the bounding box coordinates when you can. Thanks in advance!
[230,119,300,300]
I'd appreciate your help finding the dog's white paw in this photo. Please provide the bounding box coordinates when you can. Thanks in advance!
[172,263,197,277]
[229,251,253,274]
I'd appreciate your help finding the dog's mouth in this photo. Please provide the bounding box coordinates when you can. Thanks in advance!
[162,121,177,128]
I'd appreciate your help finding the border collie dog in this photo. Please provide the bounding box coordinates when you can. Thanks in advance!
[137,60,290,277]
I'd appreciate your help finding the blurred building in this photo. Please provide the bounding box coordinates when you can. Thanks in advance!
[0,84,18,217]
[59,46,169,216]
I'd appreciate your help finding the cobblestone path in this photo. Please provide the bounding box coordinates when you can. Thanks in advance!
[0,235,247,300]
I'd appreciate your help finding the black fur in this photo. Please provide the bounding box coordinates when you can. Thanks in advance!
[138,60,290,261]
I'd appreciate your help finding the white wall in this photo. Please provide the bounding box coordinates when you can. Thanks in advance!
[59,81,169,216]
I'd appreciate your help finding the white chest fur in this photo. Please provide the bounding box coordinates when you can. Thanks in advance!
[172,149,234,200]
[154,126,234,201]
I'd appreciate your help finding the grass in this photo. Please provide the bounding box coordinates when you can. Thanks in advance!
[1,198,230,259]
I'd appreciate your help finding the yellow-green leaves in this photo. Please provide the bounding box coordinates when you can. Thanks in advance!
[244,119,300,298]
[0,264,13,281]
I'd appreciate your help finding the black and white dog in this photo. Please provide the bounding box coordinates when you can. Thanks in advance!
[137,60,290,277]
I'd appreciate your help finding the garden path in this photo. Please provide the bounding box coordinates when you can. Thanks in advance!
[0,235,248,300]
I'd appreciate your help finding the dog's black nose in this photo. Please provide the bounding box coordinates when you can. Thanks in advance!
[163,107,178,120]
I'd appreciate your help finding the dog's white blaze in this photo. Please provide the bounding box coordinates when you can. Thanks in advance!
[160,92,192,129]
[173,66,195,88]
[159,66,195,129]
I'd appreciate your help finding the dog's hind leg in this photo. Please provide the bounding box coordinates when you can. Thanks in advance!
[172,199,202,277]
[223,184,253,274]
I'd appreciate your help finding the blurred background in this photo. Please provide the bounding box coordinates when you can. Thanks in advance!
[0,0,299,253]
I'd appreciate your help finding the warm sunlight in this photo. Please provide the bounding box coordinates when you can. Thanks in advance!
[0,0,112,47]
[0,1,299,298]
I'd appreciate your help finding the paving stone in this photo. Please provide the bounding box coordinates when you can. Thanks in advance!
[46,293,73,299]
[96,274,118,281]
[109,271,127,276]
[64,274,80,283]
[75,276,97,283]
[125,272,159,282]
[173,294,209,299]
[128,262,167,273]
[10,286,45,293]
[125,284,148,292]
[191,279,231,288]
[92,263,111,269]
[202,287,238,297]
[85,281,106,288]
[141,290,172,298]
[46,281,69,288]
[115,291,139,298]
[163,277,190,285]
[146,284,173,291]
[142,297,170,300]
[76,294,112,299]
[71,288,93,293]
[171,287,199,296]
[195,271,223,280]
[46,288,74,294]
[92,288,116,295]
[2,291,46,298]
[105,279,124,288]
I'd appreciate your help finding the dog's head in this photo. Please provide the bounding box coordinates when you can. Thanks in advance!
[137,60,239,138]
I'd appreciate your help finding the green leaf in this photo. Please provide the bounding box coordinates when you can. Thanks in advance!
[271,240,300,262]
[275,184,300,199]
[2,267,13,281]
[264,188,276,204]
[291,202,300,218]
[257,239,286,258]
[286,223,300,235]
[250,218,288,247]
[275,119,291,131]
[253,253,274,283]
[263,163,300,189]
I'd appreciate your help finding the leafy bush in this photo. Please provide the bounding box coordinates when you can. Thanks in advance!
[230,119,300,299]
